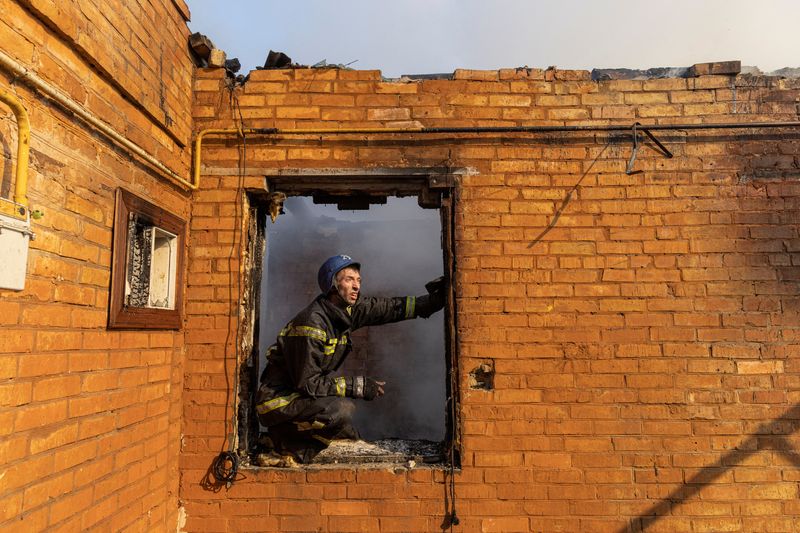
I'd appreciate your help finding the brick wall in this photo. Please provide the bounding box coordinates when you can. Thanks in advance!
[0,0,193,530]
[10,0,193,147]
[185,66,800,531]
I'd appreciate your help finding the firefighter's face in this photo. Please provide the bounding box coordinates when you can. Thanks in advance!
[335,267,361,305]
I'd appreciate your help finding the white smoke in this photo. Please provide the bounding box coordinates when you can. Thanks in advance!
[260,196,446,441]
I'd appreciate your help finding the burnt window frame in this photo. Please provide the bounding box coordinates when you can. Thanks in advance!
[108,188,187,330]
[237,169,462,468]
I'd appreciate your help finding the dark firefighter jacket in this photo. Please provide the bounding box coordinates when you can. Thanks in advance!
[256,293,438,423]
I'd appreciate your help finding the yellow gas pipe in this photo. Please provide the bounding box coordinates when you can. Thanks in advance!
[0,89,30,218]
[192,126,426,189]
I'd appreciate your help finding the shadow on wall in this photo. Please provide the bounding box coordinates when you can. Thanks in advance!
[623,402,800,532]
[624,167,800,531]
[260,196,446,441]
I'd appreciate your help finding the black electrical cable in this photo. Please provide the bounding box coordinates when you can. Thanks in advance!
[243,120,800,136]
[212,85,247,489]
[211,450,239,486]
[448,433,458,528]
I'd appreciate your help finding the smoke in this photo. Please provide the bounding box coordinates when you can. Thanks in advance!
[260,196,446,441]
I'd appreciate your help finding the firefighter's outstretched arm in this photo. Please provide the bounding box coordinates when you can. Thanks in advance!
[351,277,446,328]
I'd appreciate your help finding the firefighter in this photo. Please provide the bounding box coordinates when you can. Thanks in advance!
[256,254,445,464]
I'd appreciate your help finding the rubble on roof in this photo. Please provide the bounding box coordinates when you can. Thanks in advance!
[687,60,741,77]
[189,32,238,72]
[189,32,226,68]
[224,57,241,74]
[189,32,214,60]
[761,66,800,78]
[592,67,689,81]
[593,60,741,80]
[259,50,294,69]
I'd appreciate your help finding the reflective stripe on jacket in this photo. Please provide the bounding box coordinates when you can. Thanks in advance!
[256,294,433,419]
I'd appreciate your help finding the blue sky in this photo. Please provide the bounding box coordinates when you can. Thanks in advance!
[187,0,800,77]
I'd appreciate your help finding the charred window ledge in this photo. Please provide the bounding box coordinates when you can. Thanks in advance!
[314,439,443,465]
[251,439,446,469]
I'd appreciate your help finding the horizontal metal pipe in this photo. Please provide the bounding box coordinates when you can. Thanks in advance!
[0,49,193,190]
[245,121,800,135]
[194,121,800,187]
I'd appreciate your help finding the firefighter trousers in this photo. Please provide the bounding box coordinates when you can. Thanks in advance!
[261,396,358,463]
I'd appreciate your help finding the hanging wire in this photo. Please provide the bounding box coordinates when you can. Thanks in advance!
[211,85,248,488]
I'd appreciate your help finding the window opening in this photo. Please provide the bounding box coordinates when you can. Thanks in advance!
[261,196,445,463]
[239,172,460,467]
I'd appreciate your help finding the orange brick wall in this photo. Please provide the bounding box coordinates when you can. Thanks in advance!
[9,0,193,147]
[184,66,800,532]
[1,0,193,530]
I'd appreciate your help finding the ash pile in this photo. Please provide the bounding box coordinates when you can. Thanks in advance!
[313,439,442,465]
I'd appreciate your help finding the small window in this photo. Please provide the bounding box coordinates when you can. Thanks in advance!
[109,189,186,329]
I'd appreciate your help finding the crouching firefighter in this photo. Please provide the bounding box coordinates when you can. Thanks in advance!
[256,254,445,464]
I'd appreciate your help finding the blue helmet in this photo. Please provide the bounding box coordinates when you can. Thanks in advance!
[318,254,360,294]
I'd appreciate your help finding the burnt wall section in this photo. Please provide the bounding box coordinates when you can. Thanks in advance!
[0,0,193,530]
[185,66,800,532]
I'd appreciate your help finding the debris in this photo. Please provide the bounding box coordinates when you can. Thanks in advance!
[312,59,358,70]
[224,58,241,74]
[592,67,689,81]
[188,32,229,70]
[189,32,214,60]
[268,192,287,223]
[313,439,442,465]
[208,49,226,68]
[764,67,800,78]
[256,451,299,468]
[262,50,292,69]
[399,73,452,81]
[688,60,741,77]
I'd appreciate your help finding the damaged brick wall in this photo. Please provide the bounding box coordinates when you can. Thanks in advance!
[0,0,193,530]
[186,65,800,532]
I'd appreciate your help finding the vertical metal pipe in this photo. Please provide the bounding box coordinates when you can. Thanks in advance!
[0,89,30,209]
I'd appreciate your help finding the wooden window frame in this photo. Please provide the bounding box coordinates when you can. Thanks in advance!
[108,188,186,330]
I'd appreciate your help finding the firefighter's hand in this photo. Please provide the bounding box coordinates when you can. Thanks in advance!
[416,277,446,318]
[363,377,385,401]
[425,276,445,295]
